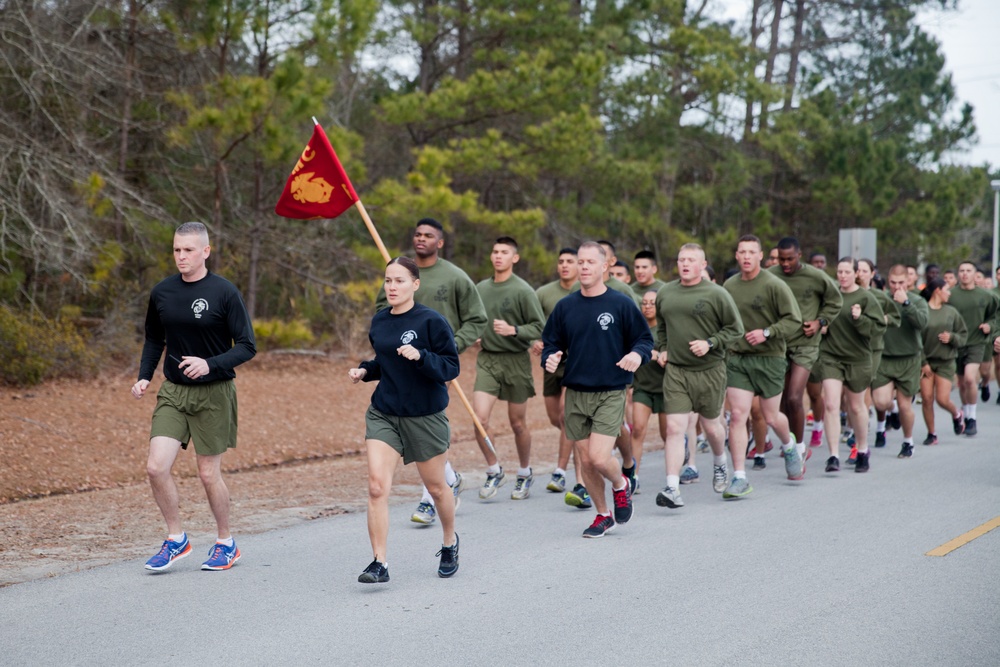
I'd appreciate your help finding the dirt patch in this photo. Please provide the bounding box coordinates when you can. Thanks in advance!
[0,351,594,586]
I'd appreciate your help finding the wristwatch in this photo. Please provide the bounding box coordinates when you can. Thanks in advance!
[818,318,828,327]
[707,339,715,349]
[903,299,910,307]
[763,328,771,339]
[513,326,519,336]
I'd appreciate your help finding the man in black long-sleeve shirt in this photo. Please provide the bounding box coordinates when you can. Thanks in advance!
[131,222,256,573]
[542,242,653,538]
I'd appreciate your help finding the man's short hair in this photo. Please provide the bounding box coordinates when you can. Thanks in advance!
[810,252,826,261]
[596,239,615,253]
[558,247,578,256]
[614,260,629,269]
[737,234,761,249]
[634,250,657,264]
[580,240,607,259]
[777,237,800,251]
[888,264,908,277]
[176,221,208,238]
[495,236,519,252]
[679,242,704,256]
[958,260,978,271]
[416,217,444,234]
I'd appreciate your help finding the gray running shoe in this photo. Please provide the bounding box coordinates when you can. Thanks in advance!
[546,472,566,493]
[511,472,533,500]
[655,486,684,508]
[722,476,753,500]
[712,463,728,493]
[783,445,804,480]
[450,472,464,511]
[479,468,506,499]
[410,501,436,525]
[680,465,700,484]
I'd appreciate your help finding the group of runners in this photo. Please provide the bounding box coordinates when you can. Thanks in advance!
[130,219,1000,585]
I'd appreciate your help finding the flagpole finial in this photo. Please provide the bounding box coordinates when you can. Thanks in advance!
[312,116,320,126]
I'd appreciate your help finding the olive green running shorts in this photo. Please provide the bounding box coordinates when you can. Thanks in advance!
[365,406,450,464]
[873,355,922,397]
[817,356,873,394]
[563,388,626,441]
[957,344,985,374]
[786,344,820,372]
[542,361,566,397]
[726,354,787,399]
[150,379,238,456]
[474,350,536,404]
[632,387,665,414]
[663,363,727,418]
[927,357,957,381]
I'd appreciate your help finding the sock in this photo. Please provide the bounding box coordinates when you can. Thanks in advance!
[444,461,457,486]
[421,485,434,504]
[903,437,913,445]
[613,475,628,491]
[968,404,977,420]
[517,467,531,477]
[713,455,726,466]
[734,470,747,480]
[962,404,970,418]
[168,533,185,543]
[486,463,501,475]
[877,420,886,433]
[554,467,566,477]
[217,536,234,547]
[622,461,635,475]
[814,421,825,433]
[688,464,699,472]
[666,474,680,488]
[796,442,806,456]
[892,399,899,412]
[782,436,795,453]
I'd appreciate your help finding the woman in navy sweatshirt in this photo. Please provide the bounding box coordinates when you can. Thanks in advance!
[349,257,461,583]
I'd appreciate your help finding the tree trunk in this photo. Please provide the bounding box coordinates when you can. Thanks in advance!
[783,0,806,112]
[759,0,785,130]
[116,0,139,241]
[743,0,764,140]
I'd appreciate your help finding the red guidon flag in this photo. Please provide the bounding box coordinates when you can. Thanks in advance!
[275,123,359,219]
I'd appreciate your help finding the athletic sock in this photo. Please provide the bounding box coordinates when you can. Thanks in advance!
[903,437,914,445]
[486,463,501,475]
[421,486,434,504]
[968,404,977,420]
[713,455,726,466]
[517,467,531,477]
[217,537,234,547]
[796,442,806,456]
[554,467,566,477]
[444,461,457,486]
[892,399,899,412]
[962,404,970,419]
[814,421,825,434]
[666,474,680,488]
[613,476,628,492]
[621,462,635,476]
[168,533,185,543]
[782,436,796,453]
[733,470,747,480]
[877,420,886,433]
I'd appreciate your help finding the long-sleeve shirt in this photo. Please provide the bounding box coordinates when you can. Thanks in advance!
[632,324,665,395]
[922,305,968,363]
[541,288,653,392]
[819,288,885,363]
[882,291,929,358]
[768,263,843,348]
[723,270,802,357]
[139,272,256,385]
[375,258,487,353]
[654,279,744,370]
[535,280,579,318]
[946,286,1000,348]
[869,288,902,353]
[359,303,460,417]
[476,274,545,353]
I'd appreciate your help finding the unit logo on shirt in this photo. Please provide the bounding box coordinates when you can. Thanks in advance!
[751,295,765,313]
[400,330,418,345]
[597,313,614,330]
[434,286,449,303]
[692,300,708,316]
[191,298,209,319]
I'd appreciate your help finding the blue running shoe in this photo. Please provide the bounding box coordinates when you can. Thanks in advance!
[201,540,241,571]
[145,535,191,572]
[564,483,592,509]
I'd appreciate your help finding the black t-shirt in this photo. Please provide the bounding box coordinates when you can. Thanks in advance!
[139,272,256,385]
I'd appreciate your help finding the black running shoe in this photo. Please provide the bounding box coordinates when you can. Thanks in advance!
[622,459,637,495]
[898,443,914,458]
[437,534,459,578]
[854,451,870,473]
[582,514,615,538]
[887,412,901,431]
[825,456,840,472]
[874,431,886,448]
[965,418,977,436]
[981,383,990,402]
[922,433,938,445]
[358,560,390,583]
[752,455,766,470]
[953,415,965,435]
[612,477,633,524]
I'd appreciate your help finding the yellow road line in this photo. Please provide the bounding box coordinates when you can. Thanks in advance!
[926,516,1000,557]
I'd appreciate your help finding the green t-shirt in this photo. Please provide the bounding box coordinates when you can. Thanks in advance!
[476,274,545,353]
[375,258,487,353]
[946,286,1000,348]
[767,263,843,348]
[607,276,641,307]
[631,278,668,298]
[819,288,885,363]
[723,270,802,357]
[882,291,929,358]
[535,280,578,319]
[654,279,744,370]
[923,304,968,362]
[632,323,665,394]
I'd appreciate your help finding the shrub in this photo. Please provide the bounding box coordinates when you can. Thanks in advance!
[0,307,99,386]
[252,319,316,351]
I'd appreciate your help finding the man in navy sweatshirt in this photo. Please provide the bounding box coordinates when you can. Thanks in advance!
[541,242,653,538]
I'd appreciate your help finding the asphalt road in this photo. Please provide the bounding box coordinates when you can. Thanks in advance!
[3,405,999,666]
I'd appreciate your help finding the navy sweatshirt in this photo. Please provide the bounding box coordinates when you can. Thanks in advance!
[139,272,256,385]
[541,288,654,392]
[359,303,460,416]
